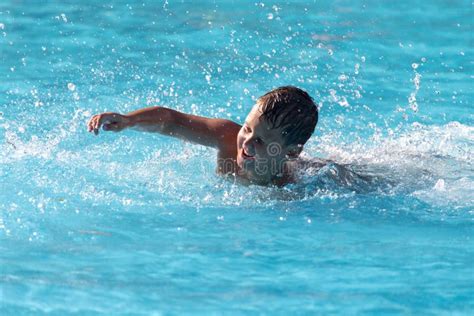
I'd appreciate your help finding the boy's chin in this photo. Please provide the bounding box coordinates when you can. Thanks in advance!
[237,154,253,168]
[238,164,268,181]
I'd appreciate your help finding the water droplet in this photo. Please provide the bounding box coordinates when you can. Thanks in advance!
[433,179,445,191]
[338,96,349,107]
[67,83,76,91]
[267,13,274,20]
[412,63,419,69]
[338,74,348,81]
[413,73,421,89]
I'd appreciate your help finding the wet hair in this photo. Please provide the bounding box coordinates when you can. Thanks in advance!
[257,86,318,146]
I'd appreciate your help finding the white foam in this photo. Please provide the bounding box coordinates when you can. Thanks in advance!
[307,122,474,207]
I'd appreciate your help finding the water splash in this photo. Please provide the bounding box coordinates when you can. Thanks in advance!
[308,121,474,208]
[408,62,422,113]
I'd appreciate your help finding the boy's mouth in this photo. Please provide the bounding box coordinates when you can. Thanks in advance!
[241,148,255,160]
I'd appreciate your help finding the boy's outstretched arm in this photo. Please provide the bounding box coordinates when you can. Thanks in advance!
[87,106,241,150]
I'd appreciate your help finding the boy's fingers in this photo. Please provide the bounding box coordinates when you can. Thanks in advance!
[88,121,95,133]
[88,114,121,134]
[93,116,101,135]
[89,119,96,132]
[87,117,94,132]
[95,116,103,131]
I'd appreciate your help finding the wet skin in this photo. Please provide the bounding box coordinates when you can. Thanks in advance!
[88,103,303,186]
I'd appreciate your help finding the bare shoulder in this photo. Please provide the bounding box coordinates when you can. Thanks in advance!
[212,119,240,175]
[211,119,241,150]
[209,118,241,133]
[169,110,241,149]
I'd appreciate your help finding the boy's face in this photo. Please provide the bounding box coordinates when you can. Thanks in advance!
[236,105,301,183]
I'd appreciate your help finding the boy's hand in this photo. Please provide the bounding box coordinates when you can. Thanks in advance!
[87,112,131,135]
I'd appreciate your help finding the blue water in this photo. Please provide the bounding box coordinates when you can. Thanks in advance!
[1,1,473,314]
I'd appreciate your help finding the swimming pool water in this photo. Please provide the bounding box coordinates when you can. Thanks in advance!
[1,1,473,314]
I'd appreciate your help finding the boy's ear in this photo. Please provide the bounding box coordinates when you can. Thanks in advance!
[286,144,303,159]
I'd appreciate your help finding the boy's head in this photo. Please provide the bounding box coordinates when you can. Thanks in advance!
[237,86,318,183]
[257,86,318,146]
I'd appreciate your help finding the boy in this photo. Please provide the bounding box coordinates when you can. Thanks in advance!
[87,86,318,186]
